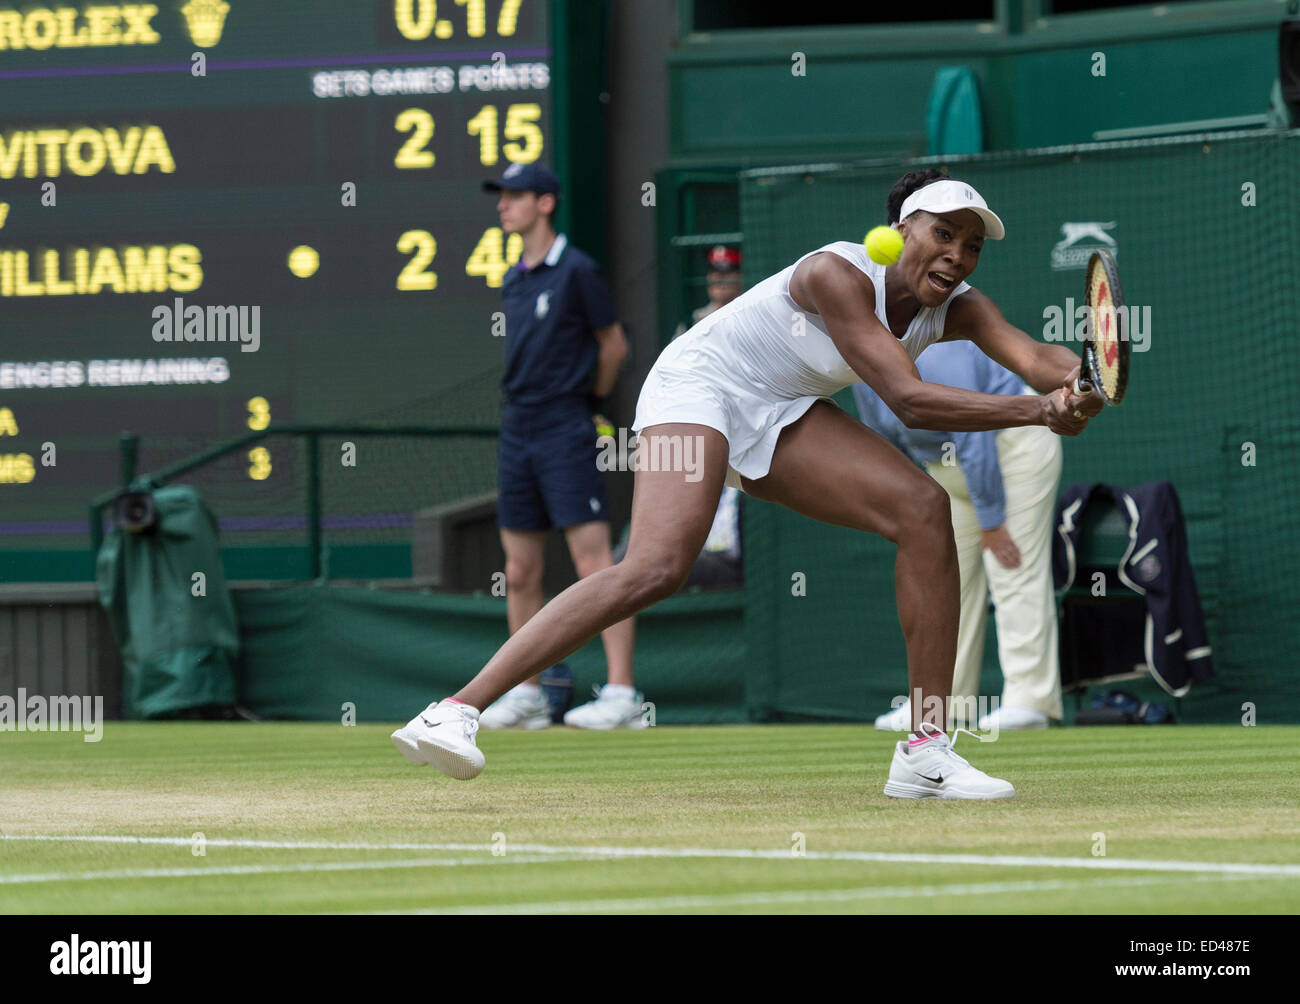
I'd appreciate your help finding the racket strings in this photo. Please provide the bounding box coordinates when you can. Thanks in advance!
[1087,261,1123,400]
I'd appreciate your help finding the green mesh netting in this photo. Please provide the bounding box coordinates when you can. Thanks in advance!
[739,131,1300,723]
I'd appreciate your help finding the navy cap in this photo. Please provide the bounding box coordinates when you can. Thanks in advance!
[483,162,560,196]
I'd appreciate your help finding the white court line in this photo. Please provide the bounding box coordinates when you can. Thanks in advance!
[4,833,1300,878]
[0,854,595,886]
[377,872,1267,915]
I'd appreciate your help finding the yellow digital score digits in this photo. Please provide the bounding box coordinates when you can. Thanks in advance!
[247,400,271,479]
[465,227,522,288]
[393,0,522,40]
[465,107,497,165]
[246,396,270,431]
[247,446,271,481]
[394,104,542,170]
[393,228,528,290]
[501,104,542,163]
[393,108,434,169]
[396,230,438,290]
[466,104,542,166]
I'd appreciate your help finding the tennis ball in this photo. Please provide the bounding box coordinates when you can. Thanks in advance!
[865,225,904,266]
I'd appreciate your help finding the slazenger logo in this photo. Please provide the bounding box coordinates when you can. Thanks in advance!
[534,290,550,318]
[1050,221,1117,271]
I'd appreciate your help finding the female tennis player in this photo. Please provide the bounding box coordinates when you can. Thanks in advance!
[394,169,1104,799]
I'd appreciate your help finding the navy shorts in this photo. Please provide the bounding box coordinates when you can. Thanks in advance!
[498,401,610,531]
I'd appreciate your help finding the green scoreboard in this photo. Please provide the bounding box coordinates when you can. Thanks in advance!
[0,0,582,578]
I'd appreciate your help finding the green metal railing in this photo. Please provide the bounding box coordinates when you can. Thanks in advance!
[88,425,498,579]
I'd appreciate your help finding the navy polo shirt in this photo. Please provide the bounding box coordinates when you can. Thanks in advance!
[500,234,617,414]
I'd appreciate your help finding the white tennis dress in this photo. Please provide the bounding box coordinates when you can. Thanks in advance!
[633,240,972,488]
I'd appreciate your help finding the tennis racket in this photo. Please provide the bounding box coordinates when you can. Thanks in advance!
[1074,249,1129,405]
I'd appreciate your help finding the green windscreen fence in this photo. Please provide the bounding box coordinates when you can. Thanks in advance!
[739,130,1300,723]
[233,584,747,725]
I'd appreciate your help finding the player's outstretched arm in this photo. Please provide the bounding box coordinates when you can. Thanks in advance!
[949,289,1103,418]
[800,254,1088,435]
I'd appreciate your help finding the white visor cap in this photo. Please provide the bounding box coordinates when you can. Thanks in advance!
[897,179,1005,240]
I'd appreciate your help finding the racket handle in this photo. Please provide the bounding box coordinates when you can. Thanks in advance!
[1074,376,1093,395]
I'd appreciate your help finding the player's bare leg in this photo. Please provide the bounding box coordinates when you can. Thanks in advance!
[395,425,726,774]
[740,400,1011,799]
[454,424,727,711]
[740,401,958,732]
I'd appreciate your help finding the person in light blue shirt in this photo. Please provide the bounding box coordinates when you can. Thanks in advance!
[853,339,1064,730]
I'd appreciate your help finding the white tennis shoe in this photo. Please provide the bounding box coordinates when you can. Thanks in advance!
[479,684,551,730]
[978,704,1050,731]
[874,699,912,731]
[884,722,1014,800]
[564,684,648,730]
[391,699,485,780]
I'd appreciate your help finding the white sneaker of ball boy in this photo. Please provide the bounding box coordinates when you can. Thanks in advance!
[477,683,551,730]
[876,698,1048,732]
[394,703,1012,798]
[477,681,646,731]
[564,684,647,729]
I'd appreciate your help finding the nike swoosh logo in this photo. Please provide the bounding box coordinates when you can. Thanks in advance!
[918,773,944,784]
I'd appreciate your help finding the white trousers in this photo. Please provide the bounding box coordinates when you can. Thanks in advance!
[924,422,1064,722]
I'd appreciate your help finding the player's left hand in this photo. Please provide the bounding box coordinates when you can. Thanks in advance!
[1062,366,1105,418]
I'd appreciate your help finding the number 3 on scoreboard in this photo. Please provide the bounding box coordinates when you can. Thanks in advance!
[248,447,272,481]
[396,230,438,290]
[247,396,271,431]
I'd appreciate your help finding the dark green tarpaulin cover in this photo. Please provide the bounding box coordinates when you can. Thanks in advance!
[231,585,747,724]
[96,486,239,718]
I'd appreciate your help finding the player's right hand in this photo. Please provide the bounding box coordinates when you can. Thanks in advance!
[1063,366,1105,417]
[1041,387,1089,436]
